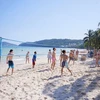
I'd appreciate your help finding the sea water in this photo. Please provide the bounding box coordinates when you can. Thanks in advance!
[1,46,83,62]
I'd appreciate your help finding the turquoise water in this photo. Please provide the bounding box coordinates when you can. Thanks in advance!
[1,46,83,62]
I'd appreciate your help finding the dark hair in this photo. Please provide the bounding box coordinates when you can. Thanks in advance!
[9,49,13,53]
[53,48,56,50]
[62,50,66,53]
[34,51,37,54]
[49,49,51,51]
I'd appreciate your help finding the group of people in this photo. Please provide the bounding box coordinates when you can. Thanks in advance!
[6,48,79,76]
[6,50,37,75]
[25,51,37,68]
[47,48,79,76]
[5,48,100,76]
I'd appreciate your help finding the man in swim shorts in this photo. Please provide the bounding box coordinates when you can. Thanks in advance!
[6,49,14,75]
[60,50,72,76]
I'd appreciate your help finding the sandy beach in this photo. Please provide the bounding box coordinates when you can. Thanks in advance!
[0,55,100,100]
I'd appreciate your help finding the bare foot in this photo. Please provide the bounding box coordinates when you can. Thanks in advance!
[6,73,9,76]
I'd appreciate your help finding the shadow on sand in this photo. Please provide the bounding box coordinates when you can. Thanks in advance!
[43,70,100,100]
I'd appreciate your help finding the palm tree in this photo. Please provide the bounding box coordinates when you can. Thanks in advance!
[92,31,99,49]
[83,30,93,50]
[98,22,100,27]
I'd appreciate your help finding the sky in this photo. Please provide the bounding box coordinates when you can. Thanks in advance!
[0,0,100,43]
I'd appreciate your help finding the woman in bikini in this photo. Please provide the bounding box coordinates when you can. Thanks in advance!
[26,51,30,64]
[51,48,56,70]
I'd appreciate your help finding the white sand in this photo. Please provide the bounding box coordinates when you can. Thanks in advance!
[0,56,100,100]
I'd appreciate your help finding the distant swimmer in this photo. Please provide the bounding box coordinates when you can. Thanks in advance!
[60,50,72,76]
[26,51,30,64]
[6,49,14,75]
[51,48,56,70]
[47,49,52,63]
[32,51,37,68]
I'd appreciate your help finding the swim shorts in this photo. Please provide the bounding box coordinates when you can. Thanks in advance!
[8,61,14,68]
[32,61,35,65]
[62,61,68,68]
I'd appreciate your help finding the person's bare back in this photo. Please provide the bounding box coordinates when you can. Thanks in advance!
[6,53,13,62]
[61,54,68,61]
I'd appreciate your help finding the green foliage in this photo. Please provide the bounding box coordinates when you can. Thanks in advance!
[83,22,100,49]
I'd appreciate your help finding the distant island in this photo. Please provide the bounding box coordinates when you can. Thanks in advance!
[2,42,17,47]
[19,39,84,48]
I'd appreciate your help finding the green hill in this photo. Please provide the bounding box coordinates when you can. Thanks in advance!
[19,39,83,48]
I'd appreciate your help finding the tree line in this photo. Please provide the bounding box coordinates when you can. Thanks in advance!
[83,22,100,50]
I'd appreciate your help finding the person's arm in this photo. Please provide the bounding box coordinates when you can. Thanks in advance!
[6,55,8,64]
[60,55,62,62]
[66,55,68,60]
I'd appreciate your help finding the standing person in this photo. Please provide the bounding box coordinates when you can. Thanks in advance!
[51,48,56,70]
[93,49,97,60]
[6,49,14,75]
[47,49,52,63]
[61,50,72,76]
[60,49,62,66]
[95,49,100,67]
[32,51,37,68]
[68,50,74,65]
[76,49,79,60]
[26,51,30,64]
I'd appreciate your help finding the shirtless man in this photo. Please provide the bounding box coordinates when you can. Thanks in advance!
[51,48,56,70]
[60,50,72,76]
[6,49,14,75]
[68,50,74,65]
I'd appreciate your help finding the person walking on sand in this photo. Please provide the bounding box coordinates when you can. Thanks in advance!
[68,50,74,65]
[26,51,30,64]
[60,50,72,76]
[51,48,56,70]
[6,49,14,75]
[60,49,63,66]
[47,49,52,63]
[76,49,79,60]
[32,51,37,68]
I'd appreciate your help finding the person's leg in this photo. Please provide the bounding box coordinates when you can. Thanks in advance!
[50,59,51,63]
[96,57,99,67]
[32,61,34,68]
[61,67,63,76]
[28,58,29,63]
[48,58,49,63]
[98,58,100,67]
[32,63,35,68]
[51,62,53,69]
[73,59,74,65]
[11,68,14,75]
[52,62,54,70]
[67,68,72,75]
[6,67,10,75]
[26,58,27,64]
[51,60,54,70]
[68,59,71,64]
